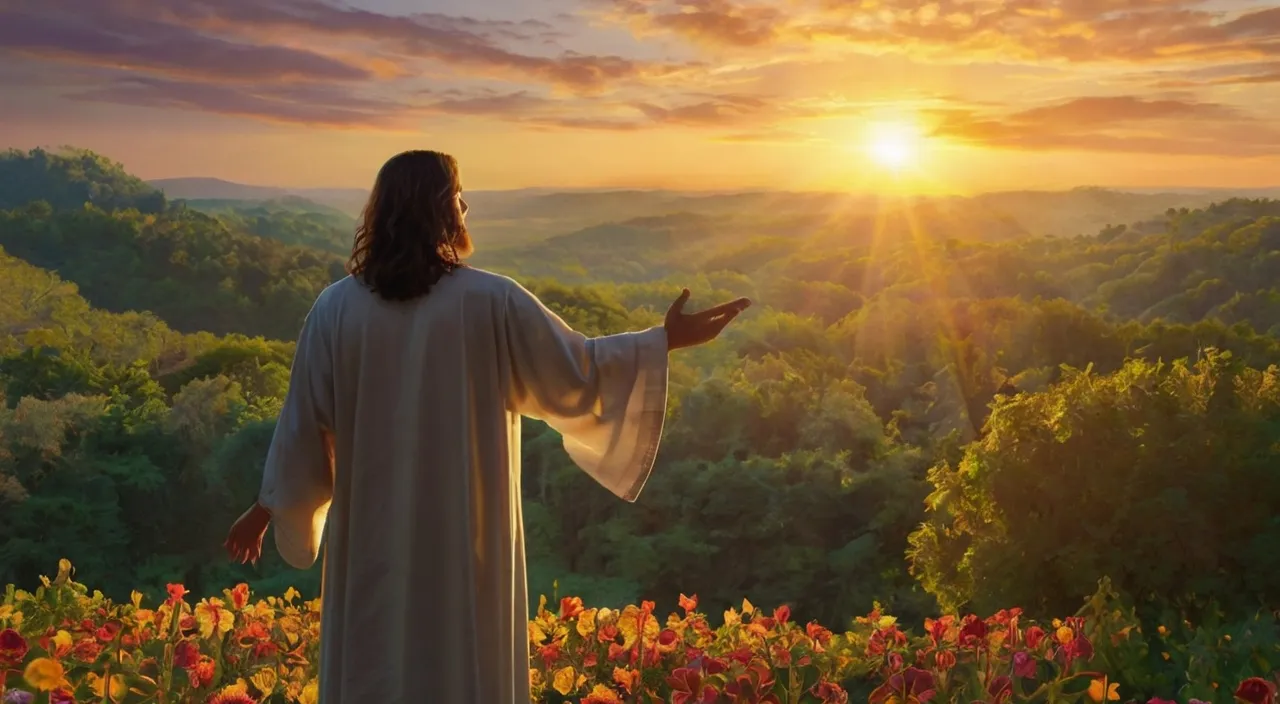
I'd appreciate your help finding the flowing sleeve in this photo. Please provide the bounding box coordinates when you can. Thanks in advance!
[257,294,336,569]
[502,280,669,502]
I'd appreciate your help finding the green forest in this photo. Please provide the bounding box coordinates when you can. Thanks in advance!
[1,147,1279,694]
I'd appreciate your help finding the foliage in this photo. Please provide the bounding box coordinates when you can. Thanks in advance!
[0,149,165,214]
[908,352,1280,622]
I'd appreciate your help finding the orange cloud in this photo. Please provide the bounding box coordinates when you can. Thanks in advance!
[606,0,1280,67]
[929,95,1280,156]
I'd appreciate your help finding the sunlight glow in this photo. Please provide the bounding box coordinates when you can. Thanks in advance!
[864,121,924,171]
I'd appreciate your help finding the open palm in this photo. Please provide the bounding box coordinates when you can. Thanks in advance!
[664,288,751,350]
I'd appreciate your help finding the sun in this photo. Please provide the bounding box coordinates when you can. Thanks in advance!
[864,121,924,172]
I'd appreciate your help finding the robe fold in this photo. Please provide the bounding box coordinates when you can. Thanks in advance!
[256,267,669,703]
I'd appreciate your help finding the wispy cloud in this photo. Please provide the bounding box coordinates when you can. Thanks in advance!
[604,0,1280,67]
[929,95,1280,156]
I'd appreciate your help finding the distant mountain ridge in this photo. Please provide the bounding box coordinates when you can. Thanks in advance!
[150,177,369,215]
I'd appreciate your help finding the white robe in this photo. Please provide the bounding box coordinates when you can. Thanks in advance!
[256,267,669,703]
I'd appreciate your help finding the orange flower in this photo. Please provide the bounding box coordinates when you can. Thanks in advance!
[581,684,622,704]
[613,666,641,694]
[1087,677,1120,702]
[679,594,698,614]
[560,597,584,620]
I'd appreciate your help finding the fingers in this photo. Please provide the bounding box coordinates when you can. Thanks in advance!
[667,288,691,317]
[693,297,752,320]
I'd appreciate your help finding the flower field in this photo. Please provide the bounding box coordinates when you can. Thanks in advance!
[0,562,1276,703]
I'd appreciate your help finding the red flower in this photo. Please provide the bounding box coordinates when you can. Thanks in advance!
[924,616,954,646]
[887,652,904,672]
[538,642,561,668]
[1013,651,1037,679]
[1024,626,1046,650]
[869,667,936,704]
[173,640,201,669]
[0,628,29,665]
[49,689,76,704]
[1235,678,1278,704]
[667,668,704,704]
[679,594,698,614]
[72,638,102,663]
[597,624,619,644]
[807,621,833,647]
[813,681,849,704]
[1060,633,1094,667]
[166,584,188,605]
[773,605,791,624]
[703,657,728,675]
[988,675,1013,704]
[725,662,780,704]
[95,621,121,643]
[188,656,216,689]
[934,650,956,671]
[559,597,584,620]
[959,615,987,647]
[228,583,250,610]
[607,643,626,662]
[1148,699,1178,704]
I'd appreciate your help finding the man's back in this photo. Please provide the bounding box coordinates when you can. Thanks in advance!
[228,149,748,703]
[315,267,526,701]
[258,266,675,702]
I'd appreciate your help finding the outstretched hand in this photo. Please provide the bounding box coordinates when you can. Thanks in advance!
[224,503,271,565]
[664,288,751,351]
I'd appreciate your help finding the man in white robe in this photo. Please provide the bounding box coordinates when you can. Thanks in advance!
[224,150,750,703]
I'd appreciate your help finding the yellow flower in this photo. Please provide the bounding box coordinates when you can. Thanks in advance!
[742,598,755,615]
[52,629,73,653]
[283,587,300,604]
[553,666,577,696]
[24,657,68,691]
[298,680,319,704]
[616,606,659,649]
[577,608,598,638]
[196,598,236,639]
[529,668,543,688]
[1055,626,1074,644]
[1088,677,1120,702]
[1157,624,1168,636]
[131,590,144,608]
[724,608,741,627]
[0,605,11,621]
[529,621,547,646]
[251,667,279,694]
[88,672,128,702]
[1162,651,1171,661]
[9,611,21,627]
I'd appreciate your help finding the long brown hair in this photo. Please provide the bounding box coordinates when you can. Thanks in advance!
[346,150,471,301]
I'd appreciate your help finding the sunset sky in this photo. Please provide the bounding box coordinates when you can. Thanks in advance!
[2,0,1279,192]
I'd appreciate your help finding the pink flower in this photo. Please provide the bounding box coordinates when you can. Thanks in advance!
[1013,651,1037,679]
